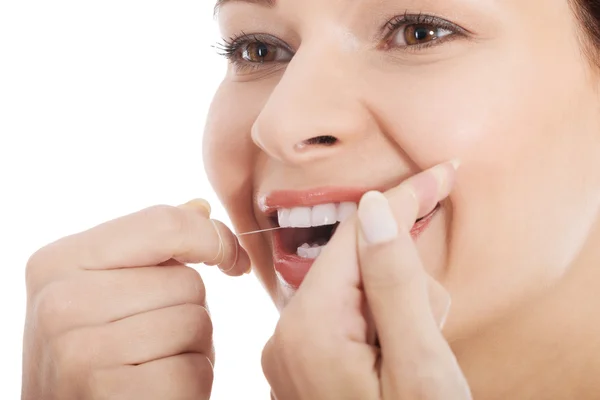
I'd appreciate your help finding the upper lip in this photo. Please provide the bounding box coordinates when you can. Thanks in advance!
[257,186,377,214]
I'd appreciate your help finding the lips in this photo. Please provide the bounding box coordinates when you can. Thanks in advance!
[260,187,440,289]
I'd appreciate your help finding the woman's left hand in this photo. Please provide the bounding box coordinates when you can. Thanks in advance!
[261,161,472,400]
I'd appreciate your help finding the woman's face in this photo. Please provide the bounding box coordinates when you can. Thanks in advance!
[204,0,600,337]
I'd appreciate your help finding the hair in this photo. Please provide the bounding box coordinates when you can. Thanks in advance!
[571,0,600,63]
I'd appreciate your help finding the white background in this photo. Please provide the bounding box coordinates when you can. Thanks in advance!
[0,1,278,398]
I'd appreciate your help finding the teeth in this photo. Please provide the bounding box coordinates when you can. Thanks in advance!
[311,203,337,226]
[278,202,357,228]
[288,207,312,228]
[278,208,291,228]
[337,202,357,222]
[297,243,324,259]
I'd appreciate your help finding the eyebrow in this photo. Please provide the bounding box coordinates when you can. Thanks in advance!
[214,0,276,16]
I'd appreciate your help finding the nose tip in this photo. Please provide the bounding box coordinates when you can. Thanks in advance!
[251,125,339,163]
[249,46,374,165]
[251,114,365,164]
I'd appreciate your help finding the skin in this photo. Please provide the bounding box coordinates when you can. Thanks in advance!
[22,0,600,398]
[22,201,250,399]
[262,163,473,399]
[203,0,600,397]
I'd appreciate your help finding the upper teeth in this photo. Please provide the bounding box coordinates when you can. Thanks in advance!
[277,202,357,228]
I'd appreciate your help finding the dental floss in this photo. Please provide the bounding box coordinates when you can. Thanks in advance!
[236,226,283,237]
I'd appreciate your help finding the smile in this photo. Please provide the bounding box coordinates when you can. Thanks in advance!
[276,202,357,259]
[259,187,440,289]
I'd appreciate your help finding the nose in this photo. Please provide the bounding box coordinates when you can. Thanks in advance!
[251,46,373,165]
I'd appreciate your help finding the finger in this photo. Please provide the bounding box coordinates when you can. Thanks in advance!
[59,303,214,368]
[277,161,460,398]
[32,200,250,275]
[300,161,457,339]
[359,160,458,339]
[90,353,213,400]
[180,199,251,276]
[179,198,212,218]
[357,198,470,397]
[205,219,251,276]
[34,265,208,336]
[384,160,458,231]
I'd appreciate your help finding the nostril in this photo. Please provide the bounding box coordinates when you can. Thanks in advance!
[303,135,338,146]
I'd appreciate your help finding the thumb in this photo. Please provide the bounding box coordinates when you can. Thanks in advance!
[357,158,459,345]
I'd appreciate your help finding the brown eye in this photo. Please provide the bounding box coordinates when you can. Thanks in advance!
[242,41,279,63]
[393,24,453,47]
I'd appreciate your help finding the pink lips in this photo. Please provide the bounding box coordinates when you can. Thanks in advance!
[261,187,440,289]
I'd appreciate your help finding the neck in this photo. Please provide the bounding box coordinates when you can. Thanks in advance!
[453,211,600,399]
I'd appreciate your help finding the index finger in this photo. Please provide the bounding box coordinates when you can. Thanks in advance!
[357,162,471,398]
[35,201,250,275]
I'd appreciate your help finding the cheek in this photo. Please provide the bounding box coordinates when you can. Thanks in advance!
[368,38,587,183]
[366,43,593,267]
[203,82,266,231]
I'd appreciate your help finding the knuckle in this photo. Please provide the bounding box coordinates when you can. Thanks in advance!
[189,355,214,399]
[147,204,193,255]
[25,244,58,291]
[147,204,188,236]
[181,303,213,338]
[33,281,72,334]
[25,248,46,282]
[176,267,206,305]
[172,354,214,399]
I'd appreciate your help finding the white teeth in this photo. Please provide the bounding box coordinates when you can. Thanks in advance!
[311,203,337,226]
[278,208,291,228]
[337,202,357,222]
[278,202,358,228]
[288,207,312,228]
[297,243,323,259]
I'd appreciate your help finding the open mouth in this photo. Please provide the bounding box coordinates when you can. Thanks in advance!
[271,201,440,260]
[271,202,356,259]
[259,187,441,289]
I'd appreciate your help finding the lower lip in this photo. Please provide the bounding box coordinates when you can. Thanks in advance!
[272,204,440,289]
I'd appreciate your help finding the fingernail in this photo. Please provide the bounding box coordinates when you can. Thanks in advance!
[244,265,252,275]
[439,294,452,330]
[180,198,211,216]
[449,158,461,170]
[358,191,398,244]
[431,159,460,199]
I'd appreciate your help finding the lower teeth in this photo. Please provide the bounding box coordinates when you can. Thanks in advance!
[297,242,325,259]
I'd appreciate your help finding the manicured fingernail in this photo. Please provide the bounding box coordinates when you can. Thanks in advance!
[180,198,211,216]
[358,191,398,244]
[430,159,460,199]
[439,294,452,330]
[449,158,461,170]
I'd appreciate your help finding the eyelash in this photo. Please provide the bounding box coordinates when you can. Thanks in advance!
[215,12,467,72]
[382,12,467,51]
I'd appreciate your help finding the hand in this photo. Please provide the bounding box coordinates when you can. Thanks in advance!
[22,199,250,400]
[262,161,472,400]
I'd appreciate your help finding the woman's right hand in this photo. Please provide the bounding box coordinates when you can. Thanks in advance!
[22,200,250,400]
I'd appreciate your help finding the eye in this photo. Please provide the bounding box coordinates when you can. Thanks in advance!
[216,33,294,72]
[241,41,290,63]
[394,24,453,47]
[383,13,466,50]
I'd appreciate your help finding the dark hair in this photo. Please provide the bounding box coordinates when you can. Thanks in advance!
[571,0,600,62]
